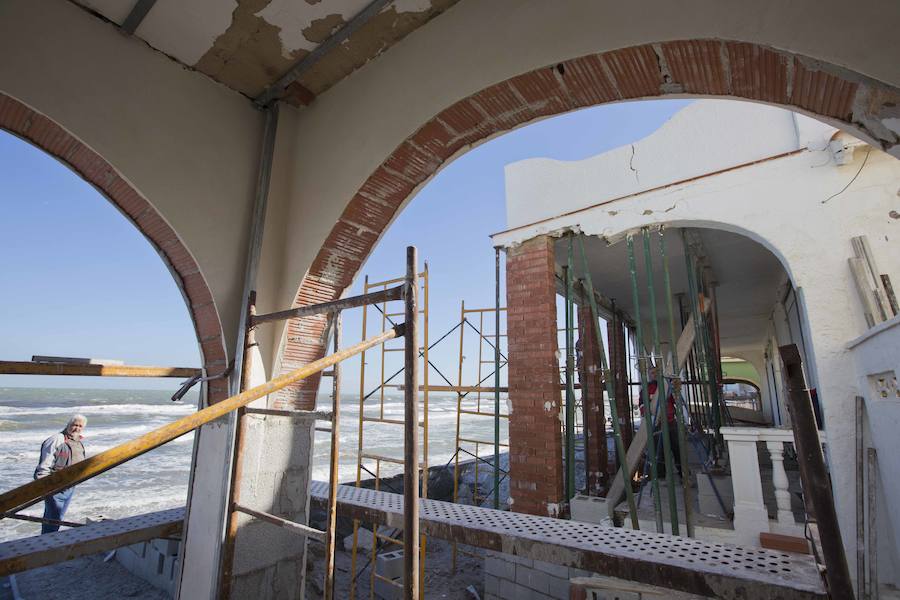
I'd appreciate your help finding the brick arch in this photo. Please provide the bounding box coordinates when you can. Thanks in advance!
[274,39,900,409]
[0,92,229,402]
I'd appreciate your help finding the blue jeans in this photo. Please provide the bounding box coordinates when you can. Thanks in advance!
[41,487,74,534]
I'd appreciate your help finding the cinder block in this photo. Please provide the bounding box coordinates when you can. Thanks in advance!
[374,575,402,600]
[516,563,550,594]
[547,574,570,599]
[485,554,516,580]
[485,574,499,596]
[533,559,569,579]
[510,553,534,567]
[375,549,404,580]
[152,538,180,556]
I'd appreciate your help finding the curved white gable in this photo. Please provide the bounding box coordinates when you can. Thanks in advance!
[505,100,838,229]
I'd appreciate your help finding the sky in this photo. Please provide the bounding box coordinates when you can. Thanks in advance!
[0,99,690,394]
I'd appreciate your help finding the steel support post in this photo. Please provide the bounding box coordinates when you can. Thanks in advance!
[641,229,678,535]
[565,239,577,501]
[779,344,854,600]
[494,248,501,509]
[659,232,694,537]
[626,234,662,532]
[576,236,639,529]
[403,247,420,600]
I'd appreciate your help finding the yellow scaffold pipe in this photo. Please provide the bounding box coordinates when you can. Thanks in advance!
[0,325,403,516]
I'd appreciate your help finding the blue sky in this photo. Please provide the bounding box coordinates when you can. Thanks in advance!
[0,99,690,393]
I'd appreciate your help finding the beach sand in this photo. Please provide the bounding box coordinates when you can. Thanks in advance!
[12,554,169,600]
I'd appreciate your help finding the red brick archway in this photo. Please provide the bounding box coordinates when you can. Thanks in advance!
[0,93,229,402]
[274,39,900,409]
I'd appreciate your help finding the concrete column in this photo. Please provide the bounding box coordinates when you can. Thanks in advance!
[577,304,606,495]
[722,428,768,546]
[505,236,564,517]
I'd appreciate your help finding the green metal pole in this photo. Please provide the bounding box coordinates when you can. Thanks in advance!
[626,233,663,533]
[659,229,694,537]
[565,237,577,501]
[494,247,501,510]
[641,228,679,536]
[576,235,639,529]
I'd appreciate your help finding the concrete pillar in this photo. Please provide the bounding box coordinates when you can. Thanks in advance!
[722,428,768,546]
[577,304,606,495]
[505,236,564,517]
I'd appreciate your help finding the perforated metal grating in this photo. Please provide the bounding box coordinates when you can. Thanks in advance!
[310,481,826,599]
[0,507,184,576]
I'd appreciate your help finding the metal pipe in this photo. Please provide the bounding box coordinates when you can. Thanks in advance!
[494,248,501,509]
[867,447,878,600]
[219,292,257,597]
[627,234,662,532]
[565,240,577,501]
[642,228,678,535]
[233,503,325,543]
[856,396,866,600]
[403,246,420,600]
[778,344,855,600]
[658,230,694,537]
[251,285,403,326]
[451,300,465,573]
[349,276,369,600]
[576,235,639,529]
[0,326,401,516]
[325,312,342,600]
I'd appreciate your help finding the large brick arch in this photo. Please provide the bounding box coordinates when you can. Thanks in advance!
[274,40,900,409]
[0,92,229,403]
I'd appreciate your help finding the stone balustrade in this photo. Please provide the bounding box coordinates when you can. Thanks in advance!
[720,426,825,545]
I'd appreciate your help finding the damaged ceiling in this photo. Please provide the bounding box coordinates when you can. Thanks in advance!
[72,0,458,104]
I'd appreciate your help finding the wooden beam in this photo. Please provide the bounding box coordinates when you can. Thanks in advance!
[0,361,199,378]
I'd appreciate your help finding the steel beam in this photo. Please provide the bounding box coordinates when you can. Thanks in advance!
[121,0,157,35]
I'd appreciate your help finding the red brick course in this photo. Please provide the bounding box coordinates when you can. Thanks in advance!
[505,236,564,516]
[577,305,607,496]
[0,93,227,403]
[277,40,892,410]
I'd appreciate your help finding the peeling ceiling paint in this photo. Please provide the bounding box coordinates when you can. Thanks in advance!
[140,0,239,65]
[257,0,368,57]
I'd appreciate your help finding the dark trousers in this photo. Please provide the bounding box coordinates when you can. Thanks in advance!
[41,487,74,534]
[657,423,683,479]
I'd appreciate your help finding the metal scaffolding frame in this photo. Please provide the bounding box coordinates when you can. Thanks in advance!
[350,266,429,600]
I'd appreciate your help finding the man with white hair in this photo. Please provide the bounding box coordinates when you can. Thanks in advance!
[34,414,87,533]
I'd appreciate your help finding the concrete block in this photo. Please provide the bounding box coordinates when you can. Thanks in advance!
[152,538,180,556]
[485,573,499,596]
[533,558,569,578]
[375,549,404,580]
[484,554,516,580]
[509,553,533,567]
[516,563,550,594]
[374,575,402,600]
[344,527,375,552]
[547,574,569,599]
[570,494,608,524]
[570,568,594,579]
[499,577,531,600]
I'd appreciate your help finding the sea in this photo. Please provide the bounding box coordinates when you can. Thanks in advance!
[0,387,508,542]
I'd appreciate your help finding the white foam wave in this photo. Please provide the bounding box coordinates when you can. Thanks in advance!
[0,403,195,417]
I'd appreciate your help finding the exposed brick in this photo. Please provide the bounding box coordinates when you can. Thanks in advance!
[0,91,225,404]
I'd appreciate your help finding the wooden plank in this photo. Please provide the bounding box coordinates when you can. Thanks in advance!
[605,311,700,520]
[852,237,890,321]
[0,508,183,576]
[849,257,883,327]
[0,361,199,378]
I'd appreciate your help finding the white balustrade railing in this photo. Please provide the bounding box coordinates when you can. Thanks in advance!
[720,426,824,545]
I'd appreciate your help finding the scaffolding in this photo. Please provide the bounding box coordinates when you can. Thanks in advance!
[350,266,429,600]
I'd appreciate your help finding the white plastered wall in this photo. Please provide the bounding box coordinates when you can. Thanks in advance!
[0,0,263,355]
[494,136,900,585]
[258,0,900,370]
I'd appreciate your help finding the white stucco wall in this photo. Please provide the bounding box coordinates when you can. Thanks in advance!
[495,121,900,584]
[0,0,263,356]
[258,0,900,370]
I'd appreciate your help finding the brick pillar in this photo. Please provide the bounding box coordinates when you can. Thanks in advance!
[608,316,634,466]
[577,305,607,495]
[505,236,564,517]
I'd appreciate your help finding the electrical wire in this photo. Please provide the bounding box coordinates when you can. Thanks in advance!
[821,147,871,204]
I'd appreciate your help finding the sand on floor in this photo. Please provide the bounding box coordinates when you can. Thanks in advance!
[12,554,169,600]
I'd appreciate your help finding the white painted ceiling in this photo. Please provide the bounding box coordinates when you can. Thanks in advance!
[555,227,786,355]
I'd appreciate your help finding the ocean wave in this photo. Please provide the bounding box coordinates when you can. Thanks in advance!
[0,402,195,417]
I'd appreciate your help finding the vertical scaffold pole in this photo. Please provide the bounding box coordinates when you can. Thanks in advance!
[659,230,694,537]
[565,237,577,501]
[576,235,639,529]
[641,228,678,535]
[324,311,341,600]
[494,248,502,509]
[403,246,420,600]
[627,233,663,532]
